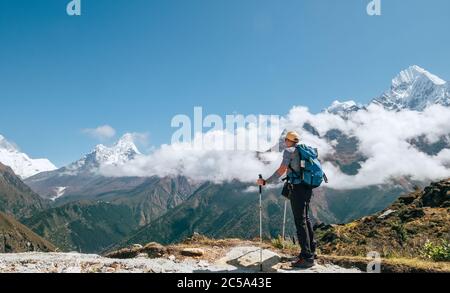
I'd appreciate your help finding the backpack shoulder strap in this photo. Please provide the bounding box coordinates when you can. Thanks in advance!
[323,172,329,183]
[288,145,304,180]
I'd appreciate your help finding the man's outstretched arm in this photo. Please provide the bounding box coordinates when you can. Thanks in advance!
[266,164,288,184]
[257,150,292,185]
[257,164,288,185]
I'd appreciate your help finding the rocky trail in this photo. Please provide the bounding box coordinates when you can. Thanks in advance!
[0,245,361,273]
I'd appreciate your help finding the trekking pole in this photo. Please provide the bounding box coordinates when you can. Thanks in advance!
[258,174,263,272]
[282,199,287,248]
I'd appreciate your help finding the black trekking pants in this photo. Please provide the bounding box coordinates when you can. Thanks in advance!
[290,184,316,260]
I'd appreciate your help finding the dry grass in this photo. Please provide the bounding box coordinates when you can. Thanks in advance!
[320,255,450,273]
[173,238,450,272]
[173,234,277,262]
[106,233,450,273]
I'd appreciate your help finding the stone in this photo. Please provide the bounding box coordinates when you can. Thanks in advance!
[142,242,167,258]
[234,248,281,272]
[399,208,425,221]
[104,247,139,259]
[181,248,205,257]
[378,209,396,219]
[421,184,450,208]
[397,195,416,205]
[110,262,121,270]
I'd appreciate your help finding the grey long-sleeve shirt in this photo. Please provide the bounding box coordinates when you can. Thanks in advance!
[266,145,302,184]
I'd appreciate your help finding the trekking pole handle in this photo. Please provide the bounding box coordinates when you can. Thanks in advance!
[258,174,263,193]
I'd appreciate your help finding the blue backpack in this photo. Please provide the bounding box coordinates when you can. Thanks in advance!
[288,144,328,188]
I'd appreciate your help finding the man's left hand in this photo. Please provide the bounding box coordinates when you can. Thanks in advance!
[256,178,266,186]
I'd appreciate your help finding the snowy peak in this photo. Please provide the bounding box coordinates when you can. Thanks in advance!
[372,65,450,111]
[323,66,449,116]
[113,133,141,155]
[325,100,363,116]
[0,135,17,152]
[94,134,141,166]
[64,133,141,175]
[392,65,446,87]
[0,135,56,179]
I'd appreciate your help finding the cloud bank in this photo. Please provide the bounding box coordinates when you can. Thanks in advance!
[99,105,450,189]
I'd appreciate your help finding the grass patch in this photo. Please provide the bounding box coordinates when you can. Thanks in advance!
[271,236,297,251]
[320,254,450,273]
[391,222,408,246]
[421,240,450,262]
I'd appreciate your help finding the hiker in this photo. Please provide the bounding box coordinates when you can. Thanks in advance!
[257,131,324,269]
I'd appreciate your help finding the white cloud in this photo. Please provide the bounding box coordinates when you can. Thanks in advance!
[82,125,116,140]
[99,105,450,189]
[100,130,283,183]
[290,104,450,189]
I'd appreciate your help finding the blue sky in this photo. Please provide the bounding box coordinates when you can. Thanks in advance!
[0,0,449,167]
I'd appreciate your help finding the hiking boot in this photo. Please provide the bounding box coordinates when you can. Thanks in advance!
[291,258,315,269]
[296,252,319,259]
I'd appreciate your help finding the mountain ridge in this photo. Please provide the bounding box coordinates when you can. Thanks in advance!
[315,178,450,258]
[326,65,449,115]
[0,211,56,253]
[0,135,56,179]
[25,134,142,200]
[0,162,49,218]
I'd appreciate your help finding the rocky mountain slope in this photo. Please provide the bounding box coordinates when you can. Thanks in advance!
[315,179,450,259]
[0,163,49,218]
[21,176,198,253]
[0,212,55,253]
[21,201,138,253]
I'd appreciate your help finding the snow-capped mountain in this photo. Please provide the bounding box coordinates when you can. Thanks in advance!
[371,65,450,111]
[325,100,364,116]
[324,66,449,117]
[0,135,56,179]
[24,134,143,199]
[62,133,141,175]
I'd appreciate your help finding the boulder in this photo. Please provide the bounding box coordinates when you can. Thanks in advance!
[421,182,450,208]
[399,208,425,222]
[142,242,167,258]
[104,247,140,259]
[234,247,281,272]
[181,248,205,257]
[397,194,417,205]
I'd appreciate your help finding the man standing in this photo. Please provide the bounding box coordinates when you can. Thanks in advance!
[256,131,316,268]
